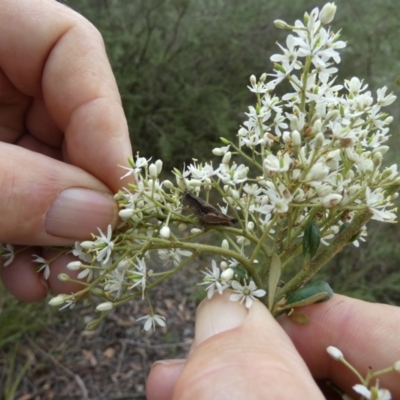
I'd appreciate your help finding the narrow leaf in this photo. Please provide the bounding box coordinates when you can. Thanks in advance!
[303,220,321,259]
[283,281,333,310]
[268,253,281,311]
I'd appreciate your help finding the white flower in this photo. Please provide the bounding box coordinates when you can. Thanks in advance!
[0,243,14,267]
[263,153,292,174]
[217,163,249,186]
[229,280,266,308]
[77,266,94,282]
[95,225,114,265]
[199,260,229,299]
[353,383,391,400]
[158,248,192,267]
[365,188,397,223]
[136,314,166,331]
[32,255,51,280]
[129,257,148,299]
[104,269,126,299]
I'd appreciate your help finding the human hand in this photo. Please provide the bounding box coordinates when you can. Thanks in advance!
[146,293,400,399]
[0,0,133,302]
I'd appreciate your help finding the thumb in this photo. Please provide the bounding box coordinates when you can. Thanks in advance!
[146,292,324,400]
[0,144,118,246]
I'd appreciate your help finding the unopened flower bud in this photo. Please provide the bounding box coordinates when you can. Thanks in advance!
[314,132,324,150]
[191,228,202,234]
[81,241,95,249]
[373,151,382,168]
[49,295,66,306]
[292,130,301,149]
[96,302,113,312]
[249,74,257,86]
[316,185,332,197]
[322,193,342,208]
[247,221,255,231]
[156,159,163,175]
[220,261,228,270]
[222,151,232,164]
[394,360,400,373]
[221,268,234,281]
[319,3,337,25]
[274,19,288,29]
[58,273,70,282]
[326,346,343,360]
[372,146,389,155]
[67,261,82,271]
[221,239,229,250]
[160,226,171,239]
[384,116,394,125]
[260,73,267,82]
[149,163,158,178]
[119,209,134,219]
[162,180,174,189]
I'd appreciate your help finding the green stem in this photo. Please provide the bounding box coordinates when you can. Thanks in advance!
[278,210,372,299]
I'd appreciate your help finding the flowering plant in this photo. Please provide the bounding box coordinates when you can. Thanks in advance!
[2,3,399,326]
[2,3,399,397]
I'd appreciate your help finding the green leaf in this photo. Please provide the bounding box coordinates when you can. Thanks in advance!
[396,76,400,86]
[268,253,281,311]
[303,220,321,259]
[283,281,333,309]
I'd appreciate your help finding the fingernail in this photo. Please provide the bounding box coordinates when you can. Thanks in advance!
[195,292,248,346]
[151,359,186,370]
[45,188,118,239]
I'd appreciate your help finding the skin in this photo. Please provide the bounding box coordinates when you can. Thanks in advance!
[1,2,399,398]
[146,293,400,400]
[0,0,134,300]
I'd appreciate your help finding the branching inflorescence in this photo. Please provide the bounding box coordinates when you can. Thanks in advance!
[2,4,399,332]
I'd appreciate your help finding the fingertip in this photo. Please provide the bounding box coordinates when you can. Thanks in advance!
[44,250,87,295]
[146,360,186,400]
[0,248,48,302]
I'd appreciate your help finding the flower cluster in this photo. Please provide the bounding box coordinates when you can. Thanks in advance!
[1,3,399,333]
[327,346,400,400]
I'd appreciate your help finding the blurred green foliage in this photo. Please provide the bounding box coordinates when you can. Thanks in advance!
[64,0,400,169]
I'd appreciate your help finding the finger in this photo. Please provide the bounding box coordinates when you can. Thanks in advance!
[146,292,324,400]
[0,143,118,245]
[0,247,48,302]
[0,0,133,193]
[279,294,400,397]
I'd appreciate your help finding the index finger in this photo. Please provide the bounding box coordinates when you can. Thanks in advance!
[0,0,132,192]
[279,294,400,397]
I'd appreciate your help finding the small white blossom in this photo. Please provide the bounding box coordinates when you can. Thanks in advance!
[229,280,266,308]
[353,383,391,400]
[32,255,51,280]
[95,225,115,265]
[136,314,166,331]
[200,260,229,299]
[0,243,15,267]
